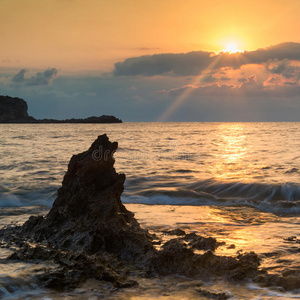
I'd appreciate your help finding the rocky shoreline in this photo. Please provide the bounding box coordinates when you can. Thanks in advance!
[0,135,300,296]
[0,95,122,123]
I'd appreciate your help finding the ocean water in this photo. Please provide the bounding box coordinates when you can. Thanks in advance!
[1,122,299,213]
[0,122,300,299]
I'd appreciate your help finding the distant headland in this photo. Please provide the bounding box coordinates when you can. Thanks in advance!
[0,95,122,123]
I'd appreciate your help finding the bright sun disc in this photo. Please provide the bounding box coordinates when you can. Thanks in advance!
[225,43,239,53]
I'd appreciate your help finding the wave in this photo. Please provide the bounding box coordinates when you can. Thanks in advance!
[123,178,300,215]
[0,188,56,208]
[1,176,300,215]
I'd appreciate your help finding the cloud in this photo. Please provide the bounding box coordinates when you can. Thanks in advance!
[12,69,27,82]
[27,68,58,86]
[159,75,300,98]
[266,59,300,79]
[1,68,299,122]
[113,42,300,77]
[202,75,217,83]
[220,76,231,81]
[11,68,58,86]
[114,51,213,76]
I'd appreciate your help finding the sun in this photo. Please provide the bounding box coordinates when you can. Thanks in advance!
[224,43,239,53]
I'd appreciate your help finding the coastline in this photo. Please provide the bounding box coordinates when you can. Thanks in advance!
[0,95,122,124]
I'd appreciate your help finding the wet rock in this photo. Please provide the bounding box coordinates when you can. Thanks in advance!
[152,239,196,276]
[261,273,300,291]
[196,288,230,299]
[182,232,223,251]
[284,236,297,242]
[1,135,153,290]
[163,228,186,236]
[20,134,153,260]
[152,238,261,281]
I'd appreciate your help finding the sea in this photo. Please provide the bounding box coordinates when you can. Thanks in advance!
[0,122,300,299]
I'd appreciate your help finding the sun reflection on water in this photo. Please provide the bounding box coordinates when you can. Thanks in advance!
[209,123,253,181]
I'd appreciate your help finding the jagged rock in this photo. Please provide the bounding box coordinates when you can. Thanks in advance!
[20,134,153,260]
[163,228,186,236]
[196,288,230,299]
[182,232,223,251]
[152,239,261,280]
[0,134,153,290]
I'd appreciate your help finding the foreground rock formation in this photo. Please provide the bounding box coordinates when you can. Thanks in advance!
[21,134,152,258]
[0,95,122,123]
[0,134,299,293]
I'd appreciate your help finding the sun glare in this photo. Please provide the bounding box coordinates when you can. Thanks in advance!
[224,43,240,54]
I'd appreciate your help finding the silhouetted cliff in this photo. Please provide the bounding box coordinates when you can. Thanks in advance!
[0,95,122,123]
[0,96,36,123]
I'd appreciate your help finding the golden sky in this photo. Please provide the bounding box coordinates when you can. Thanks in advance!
[1,0,299,122]
[1,0,300,71]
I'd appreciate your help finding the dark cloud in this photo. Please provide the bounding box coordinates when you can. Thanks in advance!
[11,68,58,86]
[220,76,231,81]
[238,78,247,83]
[284,81,298,86]
[12,69,27,82]
[27,68,58,86]
[201,75,217,83]
[113,42,300,77]
[266,59,300,79]
[159,75,300,98]
[114,51,213,76]
[265,77,280,85]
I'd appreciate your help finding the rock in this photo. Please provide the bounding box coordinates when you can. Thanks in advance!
[182,232,221,251]
[284,236,297,242]
[37,115,122,123]
[20,134,153,260]
[0,135,153,290]
[152,239,261,280]
[0,95,36,123]
[0,95,122,123]
[196,288,230,299]
[152,239,196,276]
[163,228,186,236]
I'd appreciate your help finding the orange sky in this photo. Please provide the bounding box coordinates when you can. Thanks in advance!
[1,0,300,71]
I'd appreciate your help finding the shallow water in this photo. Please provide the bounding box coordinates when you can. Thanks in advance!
[0,122,300,298]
